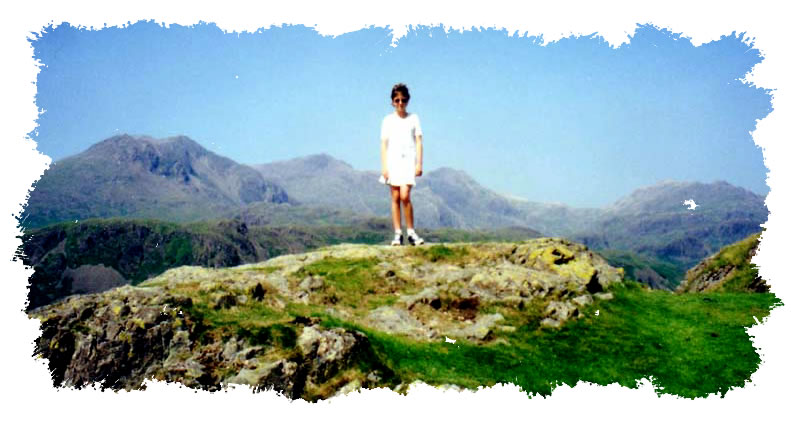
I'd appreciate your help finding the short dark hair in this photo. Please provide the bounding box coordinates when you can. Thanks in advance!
[391,83,410,101]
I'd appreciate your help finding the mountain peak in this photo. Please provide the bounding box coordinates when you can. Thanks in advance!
[253,153,355,180]
[429,167,468,177]
[298,153,352,171]
[23,134,289,228]
[84,134,206,158]
[607,180,764,214]
[149,134,200,147]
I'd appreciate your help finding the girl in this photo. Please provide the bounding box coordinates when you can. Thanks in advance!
[380,83,425,246]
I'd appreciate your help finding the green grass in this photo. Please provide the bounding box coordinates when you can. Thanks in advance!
[164,266,779,398]
[312,282,780,398]
[294,257,401,310]
[718,264,762,293]
[694,233,762,293]
[413,244,469,263]
[183,294,293,345]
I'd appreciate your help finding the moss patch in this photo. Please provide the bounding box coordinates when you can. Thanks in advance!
[413,244,470,263]
[294,257,403,311]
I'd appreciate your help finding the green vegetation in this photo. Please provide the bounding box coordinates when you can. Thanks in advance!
[701,233,760,293]
[59,219,196,284]
[182,291,291,346]
[173,269,779,398]
[313,282,780,398]
[598,249,684,289]
[294,257,403,310]
[413,244,470,263]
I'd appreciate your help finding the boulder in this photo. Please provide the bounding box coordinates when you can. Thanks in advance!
[367,306,436,340]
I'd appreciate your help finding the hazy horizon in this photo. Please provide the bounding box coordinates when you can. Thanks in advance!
[31,22,771,207]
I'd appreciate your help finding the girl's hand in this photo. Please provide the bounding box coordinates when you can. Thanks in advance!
[415,166,423,177]
[382,170,389,179]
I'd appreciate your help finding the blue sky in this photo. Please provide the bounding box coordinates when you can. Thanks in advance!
[31,21,771,207]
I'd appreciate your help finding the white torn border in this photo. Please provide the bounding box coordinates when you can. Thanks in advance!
[3,1,797,421]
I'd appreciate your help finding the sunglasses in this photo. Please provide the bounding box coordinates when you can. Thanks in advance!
[393,97,409,104]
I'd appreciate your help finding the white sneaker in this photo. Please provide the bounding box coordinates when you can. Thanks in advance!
[407,231,424,246]
[391,233,403,246]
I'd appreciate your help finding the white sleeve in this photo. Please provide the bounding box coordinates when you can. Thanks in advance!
[380,117,388,140]
[414,114,422,137]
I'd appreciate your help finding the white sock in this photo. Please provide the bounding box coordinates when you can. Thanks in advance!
[407,228,416,236]
[394,229,402,236]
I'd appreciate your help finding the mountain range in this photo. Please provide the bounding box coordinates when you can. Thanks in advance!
[21,134,768,288]
[252,154,766,241]
[252,152,768,281]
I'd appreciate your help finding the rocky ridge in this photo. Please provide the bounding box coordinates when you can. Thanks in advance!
[31,238,623,399]
[676,232,767,293]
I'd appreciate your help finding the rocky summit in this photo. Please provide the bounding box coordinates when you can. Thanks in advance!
[31,238,623,399]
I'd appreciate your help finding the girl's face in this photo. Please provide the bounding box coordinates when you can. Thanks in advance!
[392,93,409,115]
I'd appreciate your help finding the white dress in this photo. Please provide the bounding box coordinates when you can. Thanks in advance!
[381,112,422,186]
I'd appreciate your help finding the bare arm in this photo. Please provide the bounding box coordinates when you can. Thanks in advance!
[415,134,423,176]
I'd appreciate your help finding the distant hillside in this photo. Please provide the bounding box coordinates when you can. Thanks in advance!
[676,232,768,293]
[596,249,684,290]
[22,134,288,228]
[253,154,598,234]
[253,154,387,215]
[227,202,378,227]
[253,155,531,230]
[573,180,768,272]
[416,167,530,228]
[606,180,766,216]
[253,155,607,235]
[513,200,600,237]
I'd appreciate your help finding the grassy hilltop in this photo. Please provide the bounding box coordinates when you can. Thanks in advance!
[19,217,541,309]
[30,238,779,400]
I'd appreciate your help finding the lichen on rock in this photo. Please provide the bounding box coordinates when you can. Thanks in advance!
[29,238,623,398]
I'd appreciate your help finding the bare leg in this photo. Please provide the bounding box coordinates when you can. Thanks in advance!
[400,185,414,230]
[390,186,402,231]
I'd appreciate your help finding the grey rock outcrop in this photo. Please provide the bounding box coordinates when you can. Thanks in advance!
[30,239,623,398]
